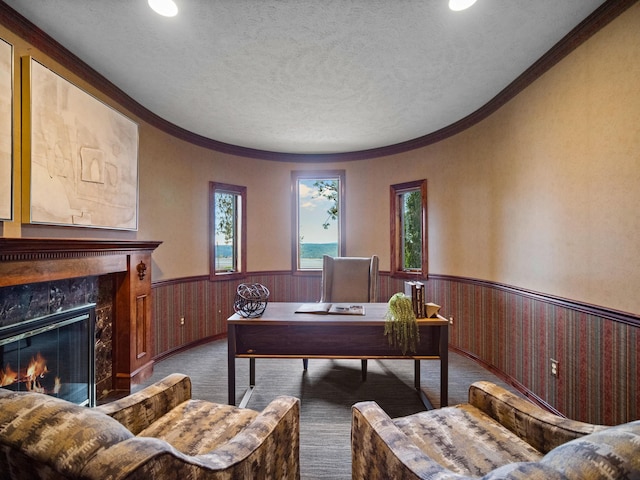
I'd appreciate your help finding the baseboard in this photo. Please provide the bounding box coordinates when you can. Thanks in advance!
[450,345,564,417]
[153,333,227,363]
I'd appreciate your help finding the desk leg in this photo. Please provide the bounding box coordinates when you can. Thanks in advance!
[227,325,236,405]
[441,324,449,407]
[238,358,256,408]
[415,359,435,410]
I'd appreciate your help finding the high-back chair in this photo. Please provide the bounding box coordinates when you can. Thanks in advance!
[303,255,379,378]
[319,254,379,304]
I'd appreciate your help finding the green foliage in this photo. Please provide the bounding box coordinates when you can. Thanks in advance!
[384,292,420,354]
[403,190,422,269]
[312,180,338,229]
[215,192,235,244]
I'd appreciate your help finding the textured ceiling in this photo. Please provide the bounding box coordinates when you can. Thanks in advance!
[5,0,606,155]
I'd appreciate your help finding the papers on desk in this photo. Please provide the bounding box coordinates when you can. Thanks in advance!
[295,303,365,315]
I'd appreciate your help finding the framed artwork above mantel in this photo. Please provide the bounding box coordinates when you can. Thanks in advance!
[21,56,139,230]
[0,38,12,221]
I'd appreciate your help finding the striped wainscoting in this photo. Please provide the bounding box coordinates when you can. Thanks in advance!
[152,272,323,357]
[422,275,639,426]
[152,272,639,425]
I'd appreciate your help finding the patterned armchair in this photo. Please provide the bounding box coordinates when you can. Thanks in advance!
[352,380,640,479]
[0,373,300,479]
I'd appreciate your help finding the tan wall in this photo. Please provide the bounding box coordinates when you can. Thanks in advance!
[417,3,640,313]
[2,4,639,313]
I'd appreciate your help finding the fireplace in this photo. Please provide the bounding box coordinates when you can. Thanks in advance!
[0,238,161,398]
[0,305,96,406]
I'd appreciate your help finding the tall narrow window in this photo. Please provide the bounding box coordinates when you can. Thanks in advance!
[292,170,345,271]
[210,182,246,280]
[391,179,427,278]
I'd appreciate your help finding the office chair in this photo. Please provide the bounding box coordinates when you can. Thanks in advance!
[303,254,379,379]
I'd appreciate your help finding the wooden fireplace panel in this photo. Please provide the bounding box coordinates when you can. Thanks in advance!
[0,238,161,394]
[114,251,154,390]
[135,294,148,360]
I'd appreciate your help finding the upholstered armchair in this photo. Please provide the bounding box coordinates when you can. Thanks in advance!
[352,380,640,479]
[303,254,379,375]
[0,373,300,479]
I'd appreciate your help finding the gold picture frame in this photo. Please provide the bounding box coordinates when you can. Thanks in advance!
[0,38,12,221]
[22,57,139,230]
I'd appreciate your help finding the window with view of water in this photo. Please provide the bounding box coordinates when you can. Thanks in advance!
[391,179,428,277]
[209,182,246,280]
[292,170,345,270]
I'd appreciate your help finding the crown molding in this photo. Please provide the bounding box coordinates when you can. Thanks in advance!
[0,0,636,162]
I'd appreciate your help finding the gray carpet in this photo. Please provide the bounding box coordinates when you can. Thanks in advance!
[135,339,518,479]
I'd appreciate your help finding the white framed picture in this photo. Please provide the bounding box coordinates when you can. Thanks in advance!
[22,57,139,230]
[0,38,12,221]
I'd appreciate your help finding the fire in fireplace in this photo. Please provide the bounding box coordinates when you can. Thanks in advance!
[0,305,96,406]
[0,351,57,393]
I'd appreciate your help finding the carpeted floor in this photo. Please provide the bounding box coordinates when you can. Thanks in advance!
[135,339,519,480]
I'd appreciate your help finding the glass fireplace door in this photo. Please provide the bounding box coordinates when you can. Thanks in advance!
[0,305,95,406]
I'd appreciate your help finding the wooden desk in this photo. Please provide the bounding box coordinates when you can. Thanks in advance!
[227,302,448,409]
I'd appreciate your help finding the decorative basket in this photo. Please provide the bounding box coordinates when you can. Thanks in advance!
[233,283,270,318]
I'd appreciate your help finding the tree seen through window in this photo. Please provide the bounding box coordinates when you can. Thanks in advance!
[292,170,345,270]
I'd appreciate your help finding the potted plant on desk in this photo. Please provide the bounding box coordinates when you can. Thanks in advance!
[384,292,420,355]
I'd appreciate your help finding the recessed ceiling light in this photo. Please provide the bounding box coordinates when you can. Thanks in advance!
[148,0,178,17]
[449,0,477,11]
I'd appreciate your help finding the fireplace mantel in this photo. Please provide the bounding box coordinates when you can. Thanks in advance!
[0,238,162,287]
[0,237,162,392]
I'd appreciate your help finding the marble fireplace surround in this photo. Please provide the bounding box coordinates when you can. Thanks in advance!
[0,238,161,398]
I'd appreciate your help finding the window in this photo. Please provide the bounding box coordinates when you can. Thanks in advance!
[390,179,427,278]
[291,170,345,271]
[209,182,246,280]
